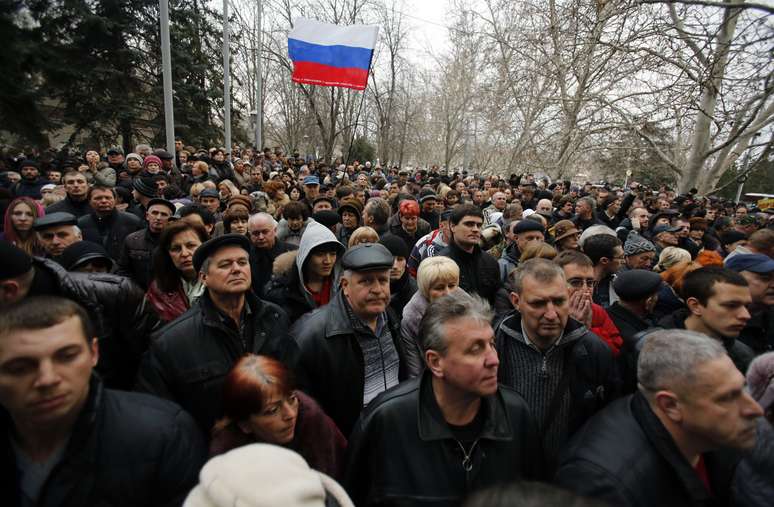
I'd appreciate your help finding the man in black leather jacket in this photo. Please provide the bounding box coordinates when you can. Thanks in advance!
[555,329,763,506]
[291,243,406,437]
[136,234,299,434]
[345,291,541,506]
[0,296,206,507]
[0,242,144,389]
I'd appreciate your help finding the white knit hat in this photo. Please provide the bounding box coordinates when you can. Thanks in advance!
[184,444,354,507]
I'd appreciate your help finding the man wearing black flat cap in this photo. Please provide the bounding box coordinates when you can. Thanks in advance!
[291,243,406,436]
[59,240,115,273]
[116,198,175,289]
[33,212,82,259]
[607,269,663,394]
[137,234,299,434]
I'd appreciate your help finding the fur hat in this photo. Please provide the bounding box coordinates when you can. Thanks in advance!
[184,444,354,507]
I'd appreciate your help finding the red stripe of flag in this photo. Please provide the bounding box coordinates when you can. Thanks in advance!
[291,61,370,90]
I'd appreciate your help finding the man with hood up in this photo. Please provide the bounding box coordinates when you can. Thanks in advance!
[264,219,345,324]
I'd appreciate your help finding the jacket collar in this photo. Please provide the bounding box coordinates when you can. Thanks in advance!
[417,372,513,442]
[497,310,587,349]
[630,392,721,503]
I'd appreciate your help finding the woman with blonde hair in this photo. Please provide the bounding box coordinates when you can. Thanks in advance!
[653,246,691,272]
[400,256,461,378]
[347,226,379,247]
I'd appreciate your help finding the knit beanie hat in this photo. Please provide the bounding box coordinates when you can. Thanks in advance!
[126,153,143,165]
[143,155,162,169]
[183,444,354,507]
[746,352,774,411]
[623,231,656,257]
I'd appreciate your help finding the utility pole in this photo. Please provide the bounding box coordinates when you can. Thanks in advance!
[254,0,262,151]
[223,0,232,159]
[159,0,176,163]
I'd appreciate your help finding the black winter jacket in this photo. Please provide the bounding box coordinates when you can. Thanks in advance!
[290,290,406,436]
[658,308,755,373]
[438,241,501,306]
[606,302,653,395]
[78,210,143,260]
[29,258,145,389]
[555,393,740,507]
[116,228,159,289]
[136,291,299,434]
[389,271,417,321]
[0,376,206,507]
[45,195,93,218]
[345,373,542,506]
[250,241,297,298]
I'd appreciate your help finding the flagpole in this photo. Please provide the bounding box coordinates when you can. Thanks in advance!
[345,53,375,166]
[223,0,232,160]
[159,0,176,163]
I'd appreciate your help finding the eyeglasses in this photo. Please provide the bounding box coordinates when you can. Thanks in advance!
[567,278,597,289]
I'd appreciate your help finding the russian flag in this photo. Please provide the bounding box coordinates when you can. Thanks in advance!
[288,18,379,91]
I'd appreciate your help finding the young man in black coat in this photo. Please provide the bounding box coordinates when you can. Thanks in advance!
[0,296,205,506]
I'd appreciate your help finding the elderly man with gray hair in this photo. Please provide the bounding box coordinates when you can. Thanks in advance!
[345,290,541,506]
[556,329,763,506]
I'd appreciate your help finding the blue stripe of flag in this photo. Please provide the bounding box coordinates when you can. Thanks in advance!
[288,39,373,71]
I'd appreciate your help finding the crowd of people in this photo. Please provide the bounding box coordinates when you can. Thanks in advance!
[0,141,772,507]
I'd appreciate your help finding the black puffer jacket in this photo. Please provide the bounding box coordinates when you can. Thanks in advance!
[136,291,300,433]
[29,258,145,389]
[116,228,159,289]
[78,209,143,260]
[0,376,206,507]
[658,308,755,374]
[438,241,501,306]
[345,373,542,506]
[734,419,774,507]
[555,393,740,507]
[290,290,406,436]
